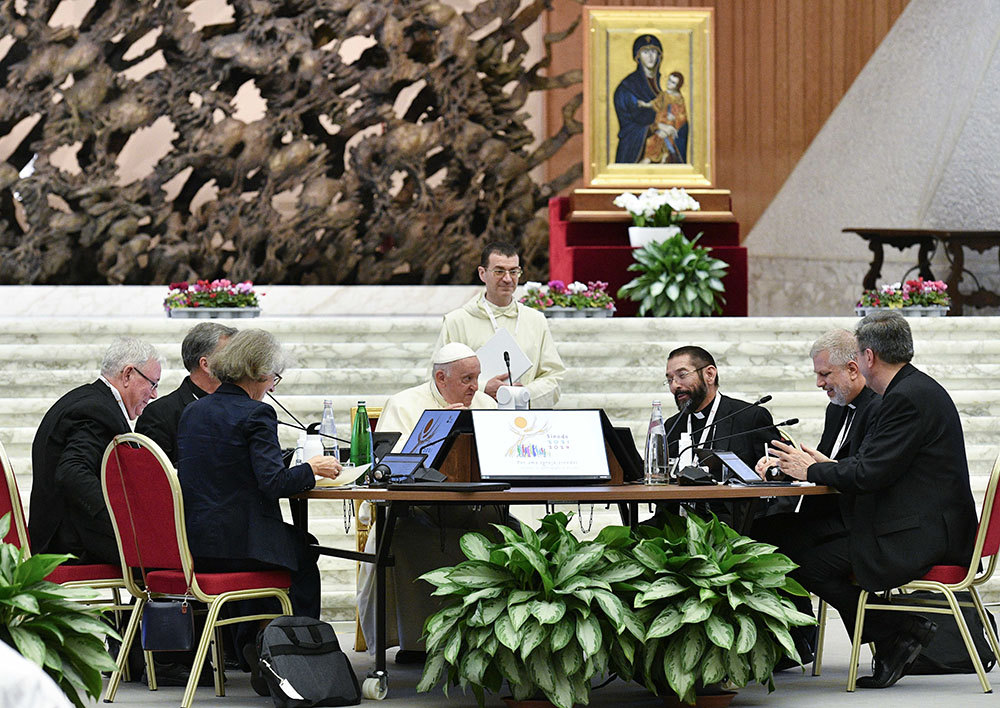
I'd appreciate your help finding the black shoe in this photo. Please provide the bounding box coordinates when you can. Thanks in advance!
[856,620,937,690]
[243,644,270,697]
[394,649,427,665]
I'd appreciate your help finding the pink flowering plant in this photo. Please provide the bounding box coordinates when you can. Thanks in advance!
[857,278,949,309]
[164,279,259,310]
[519,280,615,311]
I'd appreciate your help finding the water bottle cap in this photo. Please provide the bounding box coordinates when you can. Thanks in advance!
[324,399,332,405]
[652,400,661,406]
[357,400,366,405]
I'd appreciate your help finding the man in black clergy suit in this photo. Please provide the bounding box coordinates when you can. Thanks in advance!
[770,311,977,689]
[750,328,880,667]
[647,346,778,526]
[137,322,235,463]
[29,337,162,564]
[663,345,777,474]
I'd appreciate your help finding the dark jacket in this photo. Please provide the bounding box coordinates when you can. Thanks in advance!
[28,380,130,563]
[176,383,315,571]
[665,393,778,470]
[808,364,977,591]
[136,376,207,464]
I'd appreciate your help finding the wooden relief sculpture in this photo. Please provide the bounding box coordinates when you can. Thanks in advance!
[0,0,582,285]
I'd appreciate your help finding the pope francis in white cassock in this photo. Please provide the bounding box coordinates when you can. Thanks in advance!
[357,343,508,662]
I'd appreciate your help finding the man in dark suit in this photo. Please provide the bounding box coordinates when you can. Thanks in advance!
[29,337,162,564]
[663,345,777,475]
[647,346,778,527]
[751,329,881,668]
[770,311,978,689]
[136,322,235,463]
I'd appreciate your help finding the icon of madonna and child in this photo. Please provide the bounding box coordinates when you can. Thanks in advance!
[613,34,689,165]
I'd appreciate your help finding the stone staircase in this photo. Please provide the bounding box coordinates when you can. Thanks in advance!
[2,311,999,616]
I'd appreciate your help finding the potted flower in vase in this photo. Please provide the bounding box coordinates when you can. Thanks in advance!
[612,512,814,707]
[519,280,616,318]
[417,512,644,708]
[856,278,950,317]
[163,279,261,318]
[613,188,727,317]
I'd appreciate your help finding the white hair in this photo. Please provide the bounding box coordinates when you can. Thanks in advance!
[100,337,162,377]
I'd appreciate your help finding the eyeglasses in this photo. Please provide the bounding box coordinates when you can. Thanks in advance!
[489,267,523,279]
[131,366,159,390]
[271,373,283,388]
[664,364,709,387]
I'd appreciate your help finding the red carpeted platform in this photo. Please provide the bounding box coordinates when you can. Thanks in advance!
[548,196,748,317]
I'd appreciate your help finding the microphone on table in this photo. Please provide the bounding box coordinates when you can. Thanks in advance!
[269,393,351,446]
[697,394,773,449]
[663,400,691,455]
[671,418,799,483]
[369,432,450,484]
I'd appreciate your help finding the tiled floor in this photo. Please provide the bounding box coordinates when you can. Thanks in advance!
[105,617,999,707]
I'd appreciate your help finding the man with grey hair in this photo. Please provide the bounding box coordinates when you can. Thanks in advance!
[137,322,236,463]
[769,311,977,689]
[29,337,162,564]
[751,328,880,668]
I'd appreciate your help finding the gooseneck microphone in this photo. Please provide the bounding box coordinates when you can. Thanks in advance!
[270,393,351,445]
[671,418,799,478]
[696,394,773,450]
[503,351,513,386]
[663,400,692,455]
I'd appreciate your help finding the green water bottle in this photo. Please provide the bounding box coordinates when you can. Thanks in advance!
[350,401,372,480]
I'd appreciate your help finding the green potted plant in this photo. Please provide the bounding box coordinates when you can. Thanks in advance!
[614,512,814,706]
[613,187,727,317]
[416,512,645,708]
[0,513,121,708]
[617,234,728,317]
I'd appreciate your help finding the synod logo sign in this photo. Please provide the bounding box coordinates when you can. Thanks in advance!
[472,410,611,483]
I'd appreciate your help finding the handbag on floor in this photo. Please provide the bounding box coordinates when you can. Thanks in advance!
[899,591,998,675]
[256,616,361,707]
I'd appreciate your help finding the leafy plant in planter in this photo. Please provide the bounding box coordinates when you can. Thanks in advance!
[0,513,121,708]
[416,512,646,708]
[614,512,814,705]
[618,233,728,317]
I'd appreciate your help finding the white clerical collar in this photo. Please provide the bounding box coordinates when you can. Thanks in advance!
[429,380,450,408]
[687,393,721,447]
[99,375,135,430]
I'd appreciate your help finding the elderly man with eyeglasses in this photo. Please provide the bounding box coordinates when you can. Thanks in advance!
[29,336,162,565]
[433,240,566,408]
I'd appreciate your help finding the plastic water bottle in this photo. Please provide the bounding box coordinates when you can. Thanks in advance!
[644,400,669,484]
[320,399,338,461]
[350,401,372,479]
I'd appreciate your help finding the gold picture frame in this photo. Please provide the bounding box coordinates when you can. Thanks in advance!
[583,7,715,188]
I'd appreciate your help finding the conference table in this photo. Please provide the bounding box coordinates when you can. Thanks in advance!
[290,482,831,694]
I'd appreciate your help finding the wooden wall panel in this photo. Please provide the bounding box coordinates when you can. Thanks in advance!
[545,0,909,239]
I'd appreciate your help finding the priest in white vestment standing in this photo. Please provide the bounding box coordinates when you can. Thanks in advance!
[358,343,503,663]
[433,241,566,408]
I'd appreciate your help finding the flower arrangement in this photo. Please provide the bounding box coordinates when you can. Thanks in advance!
[857,278,950,309]
[164,279,259,310]
[612,187,701,229]
[519,280,615,312]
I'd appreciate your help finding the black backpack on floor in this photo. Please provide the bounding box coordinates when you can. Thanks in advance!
[900,591,998,675]
[256,616,361,707]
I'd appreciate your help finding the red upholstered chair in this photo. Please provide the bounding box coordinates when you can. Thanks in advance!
[846,452,1000,692]
[101,432,294,708]
[0,438,129,609]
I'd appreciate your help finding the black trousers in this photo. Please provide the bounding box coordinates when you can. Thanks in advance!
[752,507,903,648]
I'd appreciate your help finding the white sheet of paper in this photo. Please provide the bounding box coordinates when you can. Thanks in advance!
[476,328,532,388]
[315,463,369,487]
